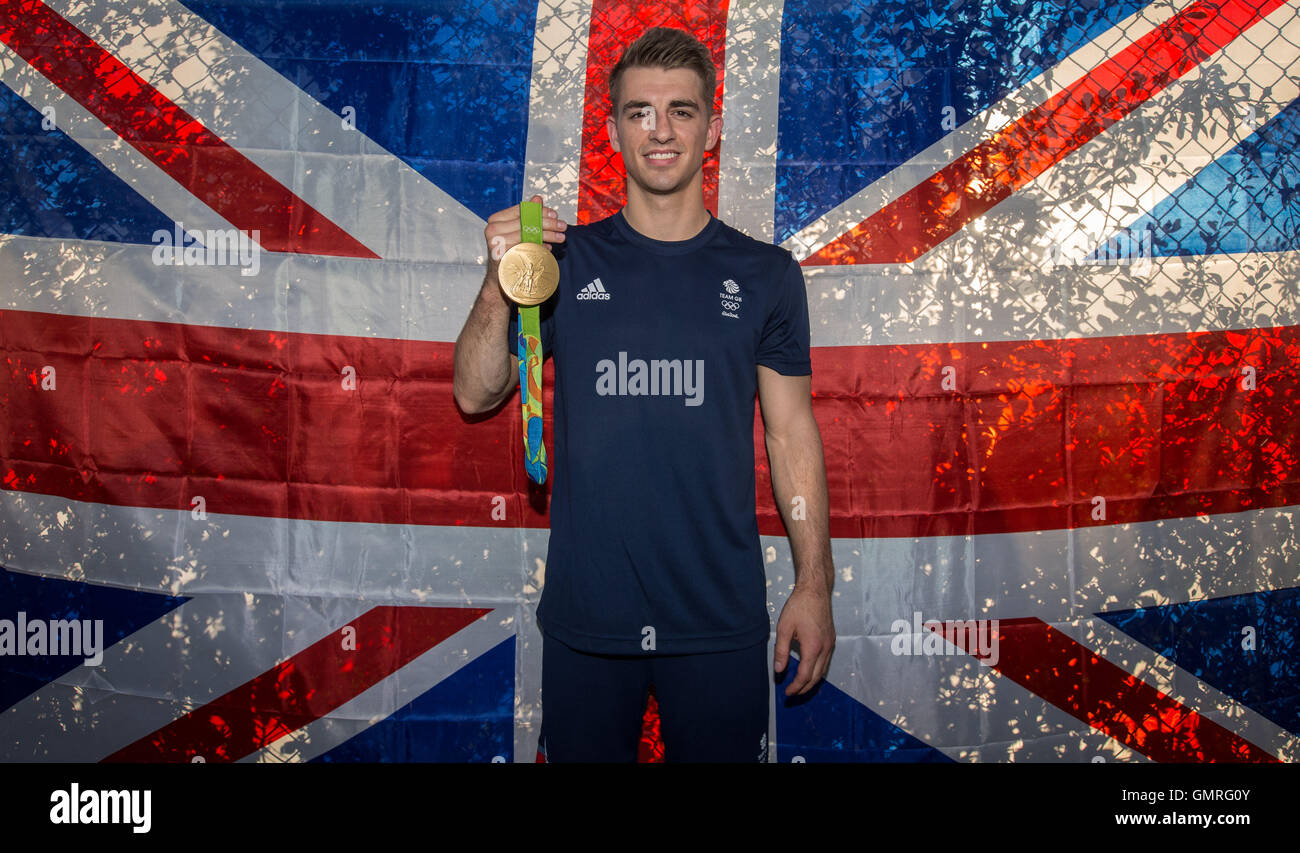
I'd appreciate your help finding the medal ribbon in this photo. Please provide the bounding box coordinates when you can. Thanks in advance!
[516,200,547,484]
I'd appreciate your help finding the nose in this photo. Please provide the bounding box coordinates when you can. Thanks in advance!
[649,113,673,142]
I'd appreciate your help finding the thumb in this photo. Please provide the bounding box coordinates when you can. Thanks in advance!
[773,622,792,674]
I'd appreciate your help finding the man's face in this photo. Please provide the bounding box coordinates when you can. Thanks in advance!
[606,65,721,199]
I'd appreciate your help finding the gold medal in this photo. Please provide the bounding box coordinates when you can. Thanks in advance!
[498,242,559,306]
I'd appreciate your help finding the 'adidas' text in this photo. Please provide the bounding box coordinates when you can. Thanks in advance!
[577,278,611,300]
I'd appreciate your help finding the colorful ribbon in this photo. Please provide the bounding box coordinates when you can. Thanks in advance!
[516,200,547,484]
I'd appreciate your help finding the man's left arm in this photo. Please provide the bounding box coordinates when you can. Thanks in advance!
[757,365,836,696]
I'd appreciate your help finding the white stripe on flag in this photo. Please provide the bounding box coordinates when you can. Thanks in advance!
[0,235,486,343]
[5,474,1297,626]
[754,503,1300,638]
[522,0,593,225]
[719,0,786,242]
[0,491,527,598]
[5,234,1295,348]
[801,250,1300,347]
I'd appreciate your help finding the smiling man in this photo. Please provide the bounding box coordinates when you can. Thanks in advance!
[453,25,835,762]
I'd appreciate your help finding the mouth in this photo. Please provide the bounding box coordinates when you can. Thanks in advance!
[644,151,680,164]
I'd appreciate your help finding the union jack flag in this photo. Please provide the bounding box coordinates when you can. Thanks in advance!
[1,0,1298,763]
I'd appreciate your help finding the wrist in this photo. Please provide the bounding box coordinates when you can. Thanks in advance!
[792,564,834,598]
[480,266,510,305]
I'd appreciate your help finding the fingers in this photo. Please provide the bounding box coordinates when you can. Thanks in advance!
[773,618,793,675]
[539,200,568,245]
[781,632,835,696]
[484,196,569,259]
[784,646,812,696]
[809,637,836,694]
[541,211,567,245]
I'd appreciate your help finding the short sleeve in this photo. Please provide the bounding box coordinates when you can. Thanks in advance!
[756,255,812,375]
[505,299,555,359]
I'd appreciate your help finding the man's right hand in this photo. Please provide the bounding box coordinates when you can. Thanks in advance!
[484,194,568,287]
[455,196,567,414]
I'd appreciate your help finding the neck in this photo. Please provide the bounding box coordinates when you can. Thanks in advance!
[621,179,711,242]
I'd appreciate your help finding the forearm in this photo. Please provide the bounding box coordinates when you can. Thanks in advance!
[453,270,516,414]
[765,419,834,597]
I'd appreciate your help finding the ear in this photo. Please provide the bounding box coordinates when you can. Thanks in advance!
[606,112,621,154]
[706,110,722,151]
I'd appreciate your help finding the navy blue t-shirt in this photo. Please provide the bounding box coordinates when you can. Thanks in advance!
[507,208,812,654]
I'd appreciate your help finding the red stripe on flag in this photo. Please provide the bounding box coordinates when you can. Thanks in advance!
[102,605,489,762]
[932,618,1280,762]
[803,0,1289,266]
[4,310,1298,536]
[577,1,729,224]
[0,0,379,260]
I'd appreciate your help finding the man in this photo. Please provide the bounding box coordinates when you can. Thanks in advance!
[453,26,834,762]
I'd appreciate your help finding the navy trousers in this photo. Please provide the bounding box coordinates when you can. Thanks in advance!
[539,633,770,762]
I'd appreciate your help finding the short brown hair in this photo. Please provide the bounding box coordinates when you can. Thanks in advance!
[607,26,717,116]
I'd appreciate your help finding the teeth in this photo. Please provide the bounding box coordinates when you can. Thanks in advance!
[647,153,677,159]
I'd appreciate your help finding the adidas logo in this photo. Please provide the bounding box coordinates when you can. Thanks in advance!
[577,278,611,300]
